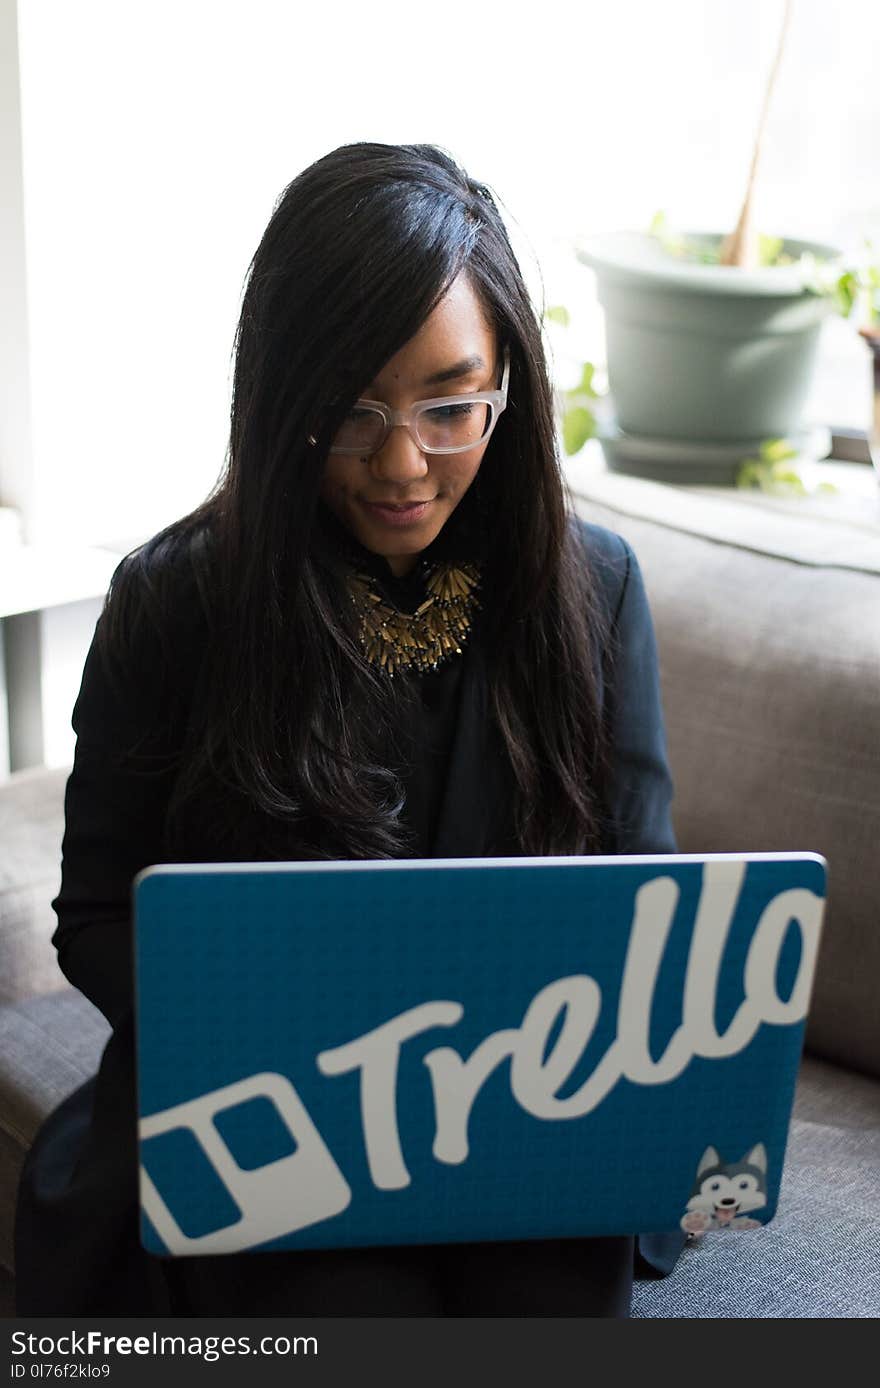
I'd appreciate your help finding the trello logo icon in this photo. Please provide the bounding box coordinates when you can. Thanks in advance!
[139,1072,351,1254]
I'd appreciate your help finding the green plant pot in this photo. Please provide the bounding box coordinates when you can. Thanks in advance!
[576,231,842,470]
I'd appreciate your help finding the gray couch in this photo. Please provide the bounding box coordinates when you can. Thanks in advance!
[2,499,879,1317]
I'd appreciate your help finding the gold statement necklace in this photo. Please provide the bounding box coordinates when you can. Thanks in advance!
[346,560,482,677]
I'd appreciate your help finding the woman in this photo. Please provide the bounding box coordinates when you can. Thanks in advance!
[15,142,683,1316]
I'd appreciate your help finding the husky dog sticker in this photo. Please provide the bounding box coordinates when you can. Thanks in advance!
[681,1144,768,1236]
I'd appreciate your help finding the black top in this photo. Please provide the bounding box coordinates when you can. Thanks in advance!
[15,515,683,1315]
[343,543,469,859]
[48,515,677,1034]
[315,500,483,859]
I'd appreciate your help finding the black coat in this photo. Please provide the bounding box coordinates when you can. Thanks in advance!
[14,519,684,1315]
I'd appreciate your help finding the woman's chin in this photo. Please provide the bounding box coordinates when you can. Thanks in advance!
[352,514,448,570]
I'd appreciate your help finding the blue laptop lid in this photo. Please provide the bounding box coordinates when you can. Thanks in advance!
[134,853,826,1257]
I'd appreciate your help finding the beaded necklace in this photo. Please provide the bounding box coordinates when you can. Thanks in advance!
[346,560,481,677]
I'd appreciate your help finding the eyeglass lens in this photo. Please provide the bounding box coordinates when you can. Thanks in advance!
[334,400,493,454]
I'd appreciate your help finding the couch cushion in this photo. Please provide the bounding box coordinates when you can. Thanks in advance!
[632,1056,880,1317]
[0,989,110,1272]
[574,497,880,1079]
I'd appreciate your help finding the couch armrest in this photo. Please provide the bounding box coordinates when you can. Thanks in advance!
[576,499,880,1080]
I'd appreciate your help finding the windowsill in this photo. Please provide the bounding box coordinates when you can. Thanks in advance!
[565,440,880,574]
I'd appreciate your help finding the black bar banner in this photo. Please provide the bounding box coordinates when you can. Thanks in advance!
[6,1317,639,1386]
[4,1317,845,1384]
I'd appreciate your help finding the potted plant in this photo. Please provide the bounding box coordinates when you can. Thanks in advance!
[571,1,875,485]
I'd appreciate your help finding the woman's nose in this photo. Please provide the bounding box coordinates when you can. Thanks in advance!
[369,425,429,483]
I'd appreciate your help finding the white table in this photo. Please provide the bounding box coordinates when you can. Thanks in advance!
[0,543,122,776]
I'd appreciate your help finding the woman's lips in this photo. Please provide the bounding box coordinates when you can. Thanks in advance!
[360,499,433,528]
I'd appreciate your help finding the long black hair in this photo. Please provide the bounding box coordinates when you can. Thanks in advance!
[100,142,611,859]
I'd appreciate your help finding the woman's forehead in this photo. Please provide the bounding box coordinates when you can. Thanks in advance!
[368,280,497,394]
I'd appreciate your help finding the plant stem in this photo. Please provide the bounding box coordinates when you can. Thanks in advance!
[720,0,794,269]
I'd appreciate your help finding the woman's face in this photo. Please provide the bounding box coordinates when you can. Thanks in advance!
[319,274,499,577]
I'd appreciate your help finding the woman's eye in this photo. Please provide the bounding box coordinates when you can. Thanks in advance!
[427,402,475,420]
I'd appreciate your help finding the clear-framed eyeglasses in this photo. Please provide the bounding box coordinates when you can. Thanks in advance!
[329,346,510,457]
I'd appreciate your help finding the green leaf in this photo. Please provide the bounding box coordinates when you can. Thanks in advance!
[562,405,596,456]
[770,466,807,493]
[834,269,859,318]
[759,437,798,464]
[737,436,840,498]
[649,210,689,260]
[579,362,599,397]
[563,361,603,410]
[758,234,785,267]
[736,460,764,489]
[544,304,570,327]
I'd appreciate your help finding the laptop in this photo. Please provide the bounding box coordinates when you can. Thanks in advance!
[133,852,826,1257]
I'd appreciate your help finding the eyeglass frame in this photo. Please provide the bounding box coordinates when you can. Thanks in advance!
[327,345,510,457]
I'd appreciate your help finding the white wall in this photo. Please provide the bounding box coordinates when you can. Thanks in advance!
[9,0,880,549]
[0,0,35,530]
